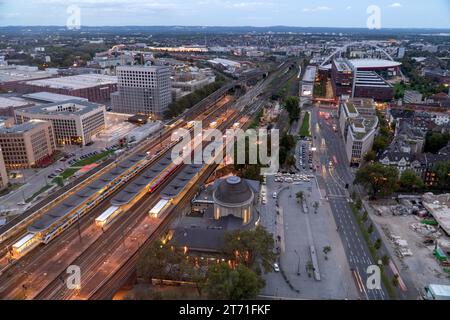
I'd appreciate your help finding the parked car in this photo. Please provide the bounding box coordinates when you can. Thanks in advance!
[273,263,280,272]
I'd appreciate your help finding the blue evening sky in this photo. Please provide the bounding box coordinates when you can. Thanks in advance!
[0,0,449,28]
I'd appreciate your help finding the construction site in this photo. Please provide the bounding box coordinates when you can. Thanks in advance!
[370,193,450,293]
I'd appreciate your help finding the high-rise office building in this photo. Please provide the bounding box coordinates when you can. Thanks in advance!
[111,65,172,119]
[338,98,379,167]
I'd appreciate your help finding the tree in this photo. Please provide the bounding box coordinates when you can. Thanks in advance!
[354,163,399,198]
[399,169,424,191]
[381,255,390,266]
[362,211,369,222]
[374,238,382,250]
[372,135,389,153]
[368,224,374,234]
[364,150,377,162]
[323,246,332,255]
[424,132,450,154]
[284,96,300,123]
[432,161,450,191]
[203,263,264,300]
[223,226,276,274]
[137,240,186,283]
[296,191,304,204]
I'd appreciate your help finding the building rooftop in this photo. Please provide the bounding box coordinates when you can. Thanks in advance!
[24,73,117,90]
[342,98,378,141]
[22,92,88,104]
[0,119,48,135]
[302,66,317,83]
[350,59,402,69]
[17,99,104,117]
[0,96,33,109]
[0,65,56,83]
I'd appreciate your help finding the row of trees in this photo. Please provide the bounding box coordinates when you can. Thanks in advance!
[355,161,450,198]
[137,226,276,300]
[165,76,227,118]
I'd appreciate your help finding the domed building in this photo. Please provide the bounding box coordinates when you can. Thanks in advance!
[213,176,254,225]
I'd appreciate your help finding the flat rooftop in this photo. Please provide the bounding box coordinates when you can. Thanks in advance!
[0,65,56,83]
[0,96,33,109]
[17,99,104,116]
[22,92,88,104]
[303,66,317,83]
[0,119,48,134]
[25,73,117,90]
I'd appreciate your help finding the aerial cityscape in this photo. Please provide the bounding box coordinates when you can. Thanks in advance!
[0,0,449,307]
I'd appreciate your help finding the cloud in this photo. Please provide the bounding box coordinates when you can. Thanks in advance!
[303,6,332,12]
[346,6,352,10]
[389,3,402,8]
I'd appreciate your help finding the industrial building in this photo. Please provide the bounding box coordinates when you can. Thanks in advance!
[0,120,55,169]
[15,99,106,146]
[0,147,8,191]
[111,65,172,119]
[338,98,379,166]
[0,65,56,92]
[19,74,118,103]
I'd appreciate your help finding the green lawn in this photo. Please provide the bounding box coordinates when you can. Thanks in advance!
[54,150,114,182]
[299,112,311,137]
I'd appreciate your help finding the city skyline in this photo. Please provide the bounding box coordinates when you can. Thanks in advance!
[1,0,450,28]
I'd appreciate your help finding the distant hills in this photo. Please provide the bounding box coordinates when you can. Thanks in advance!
[1,25,450,36]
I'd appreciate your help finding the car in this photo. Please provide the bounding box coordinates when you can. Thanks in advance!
[47,174,54,179]
[273,263,280,272]
[272,192,278,199]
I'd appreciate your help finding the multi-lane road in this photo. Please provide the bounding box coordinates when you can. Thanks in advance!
[310,106,389,300]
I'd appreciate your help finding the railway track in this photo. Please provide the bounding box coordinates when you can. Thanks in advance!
[0,95,236,300]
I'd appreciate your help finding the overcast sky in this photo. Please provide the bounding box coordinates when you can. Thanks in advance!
[0,0,449,28]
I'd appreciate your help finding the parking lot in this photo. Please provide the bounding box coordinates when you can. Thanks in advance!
[259,174,358,299]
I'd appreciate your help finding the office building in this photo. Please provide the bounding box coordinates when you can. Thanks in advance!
[0,147,8,191]
[15,99,106,146]
[111,65,172,119]
[0,96,34,117]
[331,59,355,97]
[338,98,379,166]
[0,120,55,169]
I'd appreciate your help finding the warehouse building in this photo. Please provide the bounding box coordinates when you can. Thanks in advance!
[19,74,117,103]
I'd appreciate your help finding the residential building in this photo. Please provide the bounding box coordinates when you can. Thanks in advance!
[0,147,8,191]
[111,65,172,119]
[380,151,448,186]
[15,99,106,146]
[338,98,379,166]
[403,90,423,104]
[0,120,55,169]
